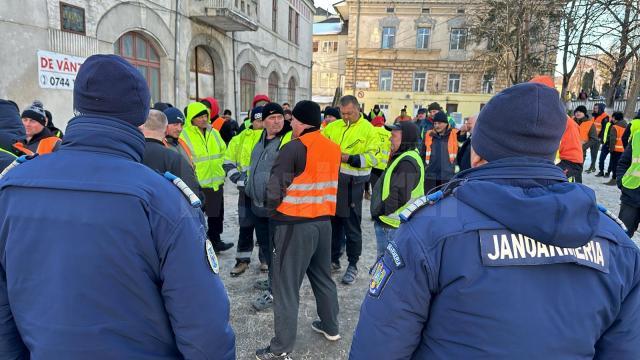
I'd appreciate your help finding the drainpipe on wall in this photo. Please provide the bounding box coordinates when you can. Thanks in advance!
[352,0,361,96]
[232,31,239,119]
[174,0,180,106]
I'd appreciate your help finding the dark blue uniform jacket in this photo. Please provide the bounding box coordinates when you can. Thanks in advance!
[0,116,235,359]
[351,157,640,359]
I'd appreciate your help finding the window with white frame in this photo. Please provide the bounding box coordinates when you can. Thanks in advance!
[381,27,396,49]
[378,104,390,117]
[413,72,427,92]
[448,73,461,93]
[416,28,431,49]
[482,73,495,94]
[449,28,467,50]
[322,41,338,53]
[379,70,393,91]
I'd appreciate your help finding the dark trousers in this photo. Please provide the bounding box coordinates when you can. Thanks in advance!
[331,182,364,266]
[557,160,583,183]
[270,220,339,354]
[255,216,271,268]
[203,187,224,243]
[425,178,448,194]
[598,143,611,173]
[236,191,265,263]
[366,168,384,193]
[619,203,640,237]
[610,151,622,179]
[585,142,600,170]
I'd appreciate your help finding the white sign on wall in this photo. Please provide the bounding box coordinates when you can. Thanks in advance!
[356,81,370,89]
[37,50,86,91]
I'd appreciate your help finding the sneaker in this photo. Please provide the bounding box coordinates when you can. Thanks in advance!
[341,264,358,285]
[230,261,249,277]
[255,346,292,360]
[595,171,604,177]
[254,278,270,291]
[252,291,273,311]
[311,320,341,341]
[213,241,234,253]
[260,262,269,273]
[331,262,341,273]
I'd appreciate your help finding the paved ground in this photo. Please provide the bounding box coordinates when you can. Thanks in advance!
[217,165,639,360]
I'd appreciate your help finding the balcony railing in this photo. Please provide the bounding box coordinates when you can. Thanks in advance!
[190,0,258,32]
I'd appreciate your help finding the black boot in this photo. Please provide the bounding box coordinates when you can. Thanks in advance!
[604,172,611,178]
[213,240,234,253]
[595,171,604,177]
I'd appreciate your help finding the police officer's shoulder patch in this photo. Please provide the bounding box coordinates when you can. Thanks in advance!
[205,239,220,274]
[399,190,445,223]
[368,258,393,298]
[385,241,405,269]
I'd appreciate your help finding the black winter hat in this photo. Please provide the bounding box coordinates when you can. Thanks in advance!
[21,100,47,126]
[432,111,449,124]
[472,82,566,162]
[251,106,264,122]
[324,107,341,119]
[427,102,441,112]
[292,100,321,127]
[612,112,624,121]
[574,105,589,117]
[164,107,185,124]
[262,102,284,120]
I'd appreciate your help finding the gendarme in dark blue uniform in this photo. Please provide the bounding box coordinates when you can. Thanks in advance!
[0,55,235,359]
[350,82,640,359]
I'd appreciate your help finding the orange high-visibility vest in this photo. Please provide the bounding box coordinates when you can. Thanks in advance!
[612,124,626,152]
[559,116,583,164]
[424,128,458,164]
[212,117,226,132]
[578,119,594,143]
[163,138,194,166]
[13,137,60,156]
[277,131,341,218]
[593,112,608,135]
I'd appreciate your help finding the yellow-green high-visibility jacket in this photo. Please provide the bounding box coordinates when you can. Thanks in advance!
[224,127,261,176]
[372,126,391,171]
[181,102,227,191]
[279,131,293,149]
[322,115,378,178]
[622,134,640,190]
[629,118,640,141]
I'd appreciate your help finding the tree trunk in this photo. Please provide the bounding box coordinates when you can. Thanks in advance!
[624,60,640,119]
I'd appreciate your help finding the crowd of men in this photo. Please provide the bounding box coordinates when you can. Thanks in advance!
[0,54,638,360]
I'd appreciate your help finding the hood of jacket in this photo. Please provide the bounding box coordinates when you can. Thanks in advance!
[184,102,210,133]
[453,157,600,248]
[594,103,606,115]
[202,97,220,119]
[0,100,25,152]
[60,115,145,162]
[394,121,419,154]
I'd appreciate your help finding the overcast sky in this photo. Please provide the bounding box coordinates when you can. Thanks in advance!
[315,0,337,12]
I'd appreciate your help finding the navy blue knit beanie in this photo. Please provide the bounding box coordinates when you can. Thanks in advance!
[73,54,150,127]
[472,82,566,161]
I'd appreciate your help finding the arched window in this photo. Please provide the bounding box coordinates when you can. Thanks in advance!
[240,64,256,112]
[288,77,297,105]
[190,46,215,101]
[114,32,161,103]
[268,72,279,102]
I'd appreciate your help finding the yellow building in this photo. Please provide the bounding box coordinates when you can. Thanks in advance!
[334,0,507,120]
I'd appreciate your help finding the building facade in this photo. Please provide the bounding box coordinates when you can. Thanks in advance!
[334,0,509,120]
[311,17,348,109]
[0,0,313,130]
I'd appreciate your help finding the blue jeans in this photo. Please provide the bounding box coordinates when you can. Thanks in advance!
[374,221,397,258]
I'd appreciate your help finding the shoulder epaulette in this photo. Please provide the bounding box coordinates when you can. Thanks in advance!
[0,154,35,180]
[597,204,628,233]
[164,172,202,208]
[399,190,445,223]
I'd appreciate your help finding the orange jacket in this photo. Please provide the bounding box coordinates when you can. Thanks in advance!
[13,137,60,156]
[593,112,608,135]
[559,116,583,164]
[277,131,341,218]
[212,117,226,132]
[578,119,594,143]
[424,128,459,164]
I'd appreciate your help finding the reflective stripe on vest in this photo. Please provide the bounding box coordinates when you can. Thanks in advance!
[277,131,341,218]
[613,125,626,152]
[379,149,425,228]
[622,135,640,189]
[424,128,458,164]
[578,119,594,143]
[181,127,226,190]
[593,112,608,135]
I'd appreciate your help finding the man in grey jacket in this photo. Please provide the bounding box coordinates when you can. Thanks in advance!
[246,102,286,311]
